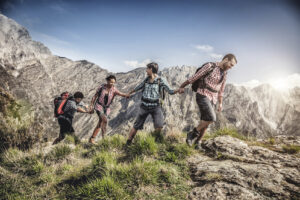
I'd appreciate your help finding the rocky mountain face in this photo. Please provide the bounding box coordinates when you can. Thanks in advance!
[1,14,299,141]
[188,135,300,199]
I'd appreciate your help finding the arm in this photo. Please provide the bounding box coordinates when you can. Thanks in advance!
[217,75,227,112]
[180,63,214,89]
[160,78,178,95]
[115,89,130,98]
[129,79,146,95]
[89,93,98,112]
[77,107,88,113]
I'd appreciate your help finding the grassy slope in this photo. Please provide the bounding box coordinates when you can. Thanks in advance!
[0,132,196,200]
[0,127,299,200]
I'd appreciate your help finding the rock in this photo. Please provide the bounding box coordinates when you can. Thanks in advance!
[188,136,300,199]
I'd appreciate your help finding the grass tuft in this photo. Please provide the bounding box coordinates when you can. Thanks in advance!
[203,127,249,141]
[282,144,300,154]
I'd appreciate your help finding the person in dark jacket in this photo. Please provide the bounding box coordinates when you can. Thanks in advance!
[53,91,88,145]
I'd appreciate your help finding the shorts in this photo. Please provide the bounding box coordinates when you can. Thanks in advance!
[96,109,108,119]
[196,93,216,122]
[133,105,164,130]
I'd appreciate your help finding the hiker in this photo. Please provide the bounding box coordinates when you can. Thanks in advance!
[88,75,130,144]
[178,54,237,148]
[53,91,89,145]
[126,62,183,146]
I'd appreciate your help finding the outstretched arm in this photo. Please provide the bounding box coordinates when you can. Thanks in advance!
[127,78,147,96]
[160,78,181,95]
[179,80,190,89]
[180,63,214,91]
[77,107,88,113]
[116,91,130,98]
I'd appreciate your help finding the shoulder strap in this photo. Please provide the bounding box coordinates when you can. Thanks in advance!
[204,63,217,77]
[97,84,105,97]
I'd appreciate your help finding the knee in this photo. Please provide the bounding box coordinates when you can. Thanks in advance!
[101,117,107,124]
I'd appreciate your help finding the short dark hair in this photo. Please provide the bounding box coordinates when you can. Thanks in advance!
[106,75,116,82]
[74,91,84,99]
[147,62,159,74]
[222,54,237,63]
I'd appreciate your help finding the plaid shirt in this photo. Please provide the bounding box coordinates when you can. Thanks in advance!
[188,62,227,104]
[134,76,175,108]
[94,84,120,115]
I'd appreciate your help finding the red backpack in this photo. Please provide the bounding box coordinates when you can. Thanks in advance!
[54,92,74,117]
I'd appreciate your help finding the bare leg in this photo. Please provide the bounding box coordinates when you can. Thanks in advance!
[89,118,102,144]
[196,120,212,133]
[128,127,138,141]
[100,115,107,139]
[195,127,208,143]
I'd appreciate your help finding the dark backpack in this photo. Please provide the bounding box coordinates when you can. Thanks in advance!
[54,92,74,117]
[191,62,224,93]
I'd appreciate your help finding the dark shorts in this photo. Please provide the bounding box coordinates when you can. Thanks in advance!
[96,110,108,119]
[133,105,164,130]
[58,116,74,139]
[196,93,216,122]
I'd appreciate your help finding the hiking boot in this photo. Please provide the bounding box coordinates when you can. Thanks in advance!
[89,137,96,145]
[52,137,63,145]
[186,128,198,146]
[194,140,203,150]
[153,131,164,143]
[186,132,193,146]
[126,139,132,146]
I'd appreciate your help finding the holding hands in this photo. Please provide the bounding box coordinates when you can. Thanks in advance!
[175,87,185,94]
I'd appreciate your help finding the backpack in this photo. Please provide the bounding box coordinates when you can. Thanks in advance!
[157,78,166,104]
[142,77,166,105]
[54,92,74,117]
[191,62,224,93]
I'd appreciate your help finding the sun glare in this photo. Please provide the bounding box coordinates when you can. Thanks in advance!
[267,74,300,91]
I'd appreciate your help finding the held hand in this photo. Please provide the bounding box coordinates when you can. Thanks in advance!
[89,106,94,114]
[125,93,131,99]
[178,88,185,94]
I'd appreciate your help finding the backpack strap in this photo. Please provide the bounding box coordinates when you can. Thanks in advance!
[202,63,224,93]
[94,84,104,108]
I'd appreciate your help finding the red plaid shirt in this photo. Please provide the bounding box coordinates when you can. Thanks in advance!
[94,84,120,115]
[188,62,227,104]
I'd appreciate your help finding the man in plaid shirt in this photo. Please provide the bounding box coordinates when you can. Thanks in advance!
[126,62,182,145]
[179,54,237,148]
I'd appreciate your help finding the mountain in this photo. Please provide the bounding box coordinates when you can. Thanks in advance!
[0,13,299,141]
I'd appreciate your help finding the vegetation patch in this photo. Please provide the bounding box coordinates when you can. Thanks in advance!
[203,128,249,141]
[0,88,42,152]
[282,144,300,154]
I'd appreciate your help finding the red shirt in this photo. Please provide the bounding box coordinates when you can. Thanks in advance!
[188,62,227,104]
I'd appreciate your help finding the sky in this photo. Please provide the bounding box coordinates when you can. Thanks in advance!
[0,0,300,85]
